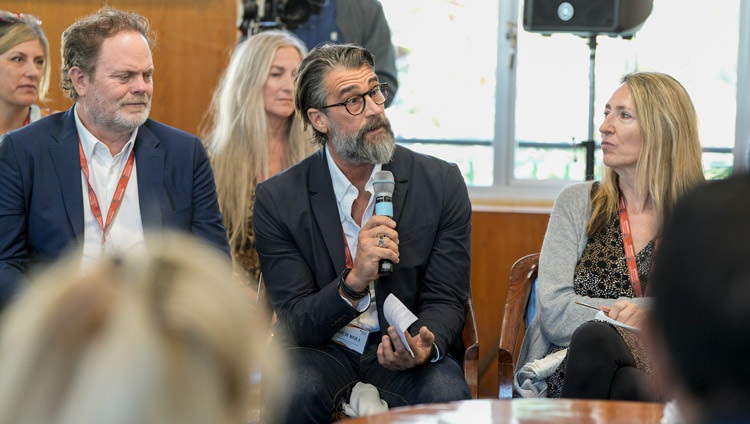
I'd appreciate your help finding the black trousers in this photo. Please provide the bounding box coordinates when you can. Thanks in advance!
[560,321,657,401]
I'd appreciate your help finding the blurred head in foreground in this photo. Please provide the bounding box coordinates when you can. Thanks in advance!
[0,233,283,424]
[651,175,750,423]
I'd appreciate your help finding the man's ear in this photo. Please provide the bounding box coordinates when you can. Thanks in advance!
[69,66,88,98]
[307,108,329,134]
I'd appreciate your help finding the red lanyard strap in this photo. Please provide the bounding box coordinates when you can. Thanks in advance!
[342,227,354,268]
[617,195,643,297]
[78,137,135,245]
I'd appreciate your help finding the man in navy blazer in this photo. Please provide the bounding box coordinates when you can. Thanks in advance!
[0,8,229,309]
[254,43,471,422]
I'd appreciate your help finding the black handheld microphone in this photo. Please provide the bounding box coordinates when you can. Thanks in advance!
[373,170,395,276]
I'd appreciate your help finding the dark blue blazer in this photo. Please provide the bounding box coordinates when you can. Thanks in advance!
[253,145,471,357]
[0,109,229,306]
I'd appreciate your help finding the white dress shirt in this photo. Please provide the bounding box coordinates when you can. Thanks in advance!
[325,144,381,332]
[75,105,145,272]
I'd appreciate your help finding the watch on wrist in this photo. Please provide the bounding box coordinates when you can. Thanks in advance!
[338,268,368,300]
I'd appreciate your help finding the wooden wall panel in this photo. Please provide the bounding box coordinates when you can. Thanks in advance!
[3,0,237,136]
[470,207,550,398]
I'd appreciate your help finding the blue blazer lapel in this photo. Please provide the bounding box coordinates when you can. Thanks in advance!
[309,148,347,273]
[133,124,165,229]
[49,109,84,240]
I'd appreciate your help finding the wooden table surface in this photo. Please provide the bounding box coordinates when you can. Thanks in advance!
[338,398,666,423]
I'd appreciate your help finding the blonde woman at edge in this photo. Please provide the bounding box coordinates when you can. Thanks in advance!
[0,11,52,135]
[204,30,316,284]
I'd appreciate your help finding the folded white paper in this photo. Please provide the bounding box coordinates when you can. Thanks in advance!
[383,293,417,357]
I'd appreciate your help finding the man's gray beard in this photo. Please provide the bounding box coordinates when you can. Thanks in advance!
[113,103,150,131]
[87,90,151,133]
[329,115,396,165]
[107,101,151,133]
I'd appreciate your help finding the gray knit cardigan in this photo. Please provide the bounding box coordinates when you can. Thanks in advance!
[514,181,652,397]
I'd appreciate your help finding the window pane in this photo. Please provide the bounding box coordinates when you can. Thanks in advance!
[381,0,498,186]
[514,0,740,181]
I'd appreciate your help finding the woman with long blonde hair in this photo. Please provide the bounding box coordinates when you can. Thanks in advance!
[515,71,705,400]
[204,30,316,283]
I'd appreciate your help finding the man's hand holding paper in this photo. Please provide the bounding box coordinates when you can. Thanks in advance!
[379,294,436,370]
[378,325,436,370]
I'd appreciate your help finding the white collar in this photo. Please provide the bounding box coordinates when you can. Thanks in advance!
[74,104,138,159]
[325,143,382,204]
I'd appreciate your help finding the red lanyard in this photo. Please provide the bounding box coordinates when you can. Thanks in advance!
[617,195,643,297]
[342,227,354,268]
[78,137,136,245]
[23,111,30,126]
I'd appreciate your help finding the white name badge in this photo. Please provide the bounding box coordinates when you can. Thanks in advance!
[332,325,370,354]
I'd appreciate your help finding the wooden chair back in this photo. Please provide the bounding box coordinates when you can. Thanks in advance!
[497,253,539,399]
[462,296,479,399]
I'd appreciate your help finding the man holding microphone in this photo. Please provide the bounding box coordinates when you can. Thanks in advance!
[253,43,472,422]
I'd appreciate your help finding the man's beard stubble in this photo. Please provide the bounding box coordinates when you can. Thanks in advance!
[87,89,151,134]
[329,114,396,165]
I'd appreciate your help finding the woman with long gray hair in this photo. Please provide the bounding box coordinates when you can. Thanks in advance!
[203,30,317,284]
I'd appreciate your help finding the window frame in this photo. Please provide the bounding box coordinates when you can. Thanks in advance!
[735,0,750,174]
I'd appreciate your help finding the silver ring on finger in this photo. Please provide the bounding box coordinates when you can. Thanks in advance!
[378,234,384,248]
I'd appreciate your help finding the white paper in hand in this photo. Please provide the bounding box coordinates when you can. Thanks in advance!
[383,293,418,357]
[594,310,640,331]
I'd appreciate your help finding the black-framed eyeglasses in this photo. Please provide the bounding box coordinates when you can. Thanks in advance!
[321,83,388,116]
[0,11,42,26]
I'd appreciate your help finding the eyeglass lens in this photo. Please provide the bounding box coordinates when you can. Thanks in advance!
[346,84,388,115]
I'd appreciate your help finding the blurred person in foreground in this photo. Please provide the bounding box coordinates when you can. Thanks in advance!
[0,7,229,310]
[515,71,705,400]
[204,29,316,284]
[253,43,471,422]
[0,233,284,424]
[650,174,750,424]
[0,10,52,134]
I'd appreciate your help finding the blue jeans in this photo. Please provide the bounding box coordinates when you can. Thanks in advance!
[264,332,470,423]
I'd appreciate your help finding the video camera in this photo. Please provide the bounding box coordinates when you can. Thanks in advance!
[239,0,317,38]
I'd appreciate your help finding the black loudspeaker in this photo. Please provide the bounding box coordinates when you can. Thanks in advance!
[523,0,653,37]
